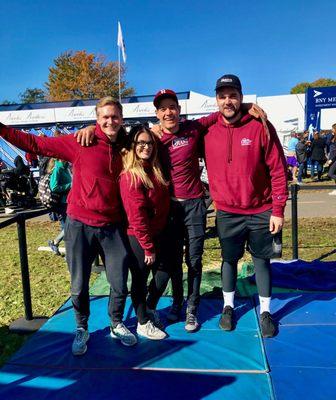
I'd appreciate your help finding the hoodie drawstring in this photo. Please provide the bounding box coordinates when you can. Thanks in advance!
[228,125,233,163]
[109,144,113,174]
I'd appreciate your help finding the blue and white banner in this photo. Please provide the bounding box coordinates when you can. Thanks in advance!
[305,86,336,131]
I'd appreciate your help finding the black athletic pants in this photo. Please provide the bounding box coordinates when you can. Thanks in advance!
[64,217,129,329]
[167,198,206,310]
[216,209,275,298]
[128,233,170,324]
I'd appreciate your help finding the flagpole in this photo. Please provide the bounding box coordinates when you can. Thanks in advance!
[118,44,121,103]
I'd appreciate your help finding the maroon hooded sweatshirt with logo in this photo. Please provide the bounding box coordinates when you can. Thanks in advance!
[119,169,170,255]
[204,112,288,217]
[0,123,123,226]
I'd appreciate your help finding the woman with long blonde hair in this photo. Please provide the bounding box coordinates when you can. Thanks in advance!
[120,125,170,340]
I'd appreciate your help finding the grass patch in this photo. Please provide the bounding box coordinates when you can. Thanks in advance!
[0,216,335,366]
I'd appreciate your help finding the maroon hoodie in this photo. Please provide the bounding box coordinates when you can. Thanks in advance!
[204,113,288,217]
[158,113,220,199]
[0,123,123,226]
[119,169,170,255]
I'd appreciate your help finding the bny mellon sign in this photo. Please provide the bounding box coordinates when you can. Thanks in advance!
[305,86,336,130]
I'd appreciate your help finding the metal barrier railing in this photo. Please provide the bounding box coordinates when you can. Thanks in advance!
[290,184,336,259]
[0,207,50,333]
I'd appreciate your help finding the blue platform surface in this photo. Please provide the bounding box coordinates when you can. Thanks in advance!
[268,292,336,325]
[0,366,273,400]
[250,259,336,291]
[270,367,336,400]
[2,293,336,400]
[0,296,274,400]
[254,293,336,399]
[5,296,268,373]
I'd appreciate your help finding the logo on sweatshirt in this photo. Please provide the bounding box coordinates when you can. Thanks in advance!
[241,138,252,146]
[172,137,189,148]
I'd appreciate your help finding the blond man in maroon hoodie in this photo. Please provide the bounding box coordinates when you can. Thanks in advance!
[0,97,138,355]
[204,75,288,337]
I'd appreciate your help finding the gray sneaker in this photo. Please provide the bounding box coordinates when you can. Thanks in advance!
[48,240,61,256]
[185,309,199,332]
[72,327,89,356]
[137,320,167,340]
[167,303,182,322]
[147,308,165,330]
[110,323,137,346]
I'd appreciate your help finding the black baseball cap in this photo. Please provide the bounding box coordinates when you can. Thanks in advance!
[215,74,242,93]
[153,89,178,108]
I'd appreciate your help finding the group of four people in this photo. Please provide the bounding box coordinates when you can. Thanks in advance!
[0,74,288,356]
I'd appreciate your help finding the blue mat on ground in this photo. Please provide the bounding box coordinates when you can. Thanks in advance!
[4,296,267,372]
[249,259,336,291]
[254,293,336,399]
[0,365,273,400]
[0,296,273,400]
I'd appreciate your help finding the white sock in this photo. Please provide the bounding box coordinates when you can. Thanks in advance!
[259,296,271,314]
[222,290,235,308]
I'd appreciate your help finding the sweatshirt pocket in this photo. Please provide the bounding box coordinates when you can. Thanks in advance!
[81,176,119,213]
[215,174,265,210]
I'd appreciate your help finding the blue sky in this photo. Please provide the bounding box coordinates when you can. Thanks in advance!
[0,0,335,102]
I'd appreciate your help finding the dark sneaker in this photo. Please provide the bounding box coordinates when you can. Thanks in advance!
[260,312,277,338]
[72,328,89,356]
[48,240,61,256]
[219,306,234,331]
[185,309,199,332]
[167,303,182,322]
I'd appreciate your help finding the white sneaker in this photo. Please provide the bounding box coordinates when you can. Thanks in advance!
[147,308,165,330]
[329,190,336,195]
[110,323,137,346]
[137,320,167,340]
[4,207,15,214]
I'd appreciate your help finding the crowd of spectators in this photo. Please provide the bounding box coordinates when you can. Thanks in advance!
[285,123,336,194]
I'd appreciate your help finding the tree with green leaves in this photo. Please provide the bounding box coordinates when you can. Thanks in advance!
[20,88,46,103]
[46,50,134,101]
[291,78,336,94]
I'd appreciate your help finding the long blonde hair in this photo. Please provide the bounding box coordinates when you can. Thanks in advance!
[122,126,168,189]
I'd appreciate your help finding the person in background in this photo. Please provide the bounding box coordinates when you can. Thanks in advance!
[310,131,327,181]
[295,133,308,185]
[25,151,38,168]
[47,158,72,255]
[327,123,336,195]
[120,125,170,340]
[38,131,63,178]
[286,132,299,182]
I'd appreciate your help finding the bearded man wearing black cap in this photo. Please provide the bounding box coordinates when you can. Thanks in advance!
[204,74,288,337]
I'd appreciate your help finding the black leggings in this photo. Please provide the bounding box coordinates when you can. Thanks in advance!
[221,256,272,297]
[128,235,170,324]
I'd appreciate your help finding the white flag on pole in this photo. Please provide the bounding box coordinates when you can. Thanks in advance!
[117,21,127,63]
